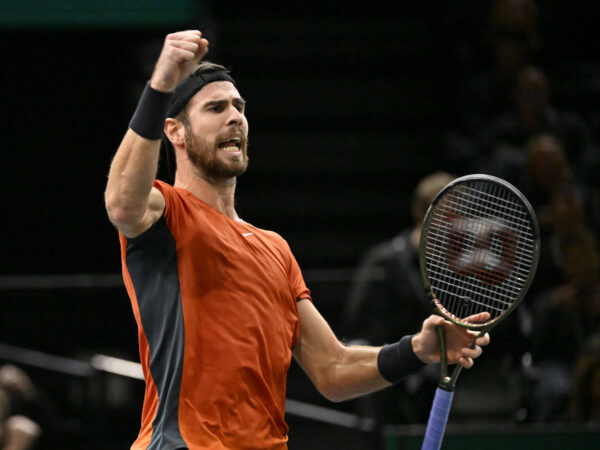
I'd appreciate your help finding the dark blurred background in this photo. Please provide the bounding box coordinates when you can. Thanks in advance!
[2,1,600,448]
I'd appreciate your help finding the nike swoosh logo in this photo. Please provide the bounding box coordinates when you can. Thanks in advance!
[242,232,254,237]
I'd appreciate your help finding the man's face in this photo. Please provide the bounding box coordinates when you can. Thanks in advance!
[182,81,249,180]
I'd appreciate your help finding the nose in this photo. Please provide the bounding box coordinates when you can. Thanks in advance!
[226,104,244,126]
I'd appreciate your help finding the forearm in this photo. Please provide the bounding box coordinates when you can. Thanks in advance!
[320,344,390,402]
[105,30,208,229]
[324,335,427,402]
[295,300,426,403]
[105,129,161,225]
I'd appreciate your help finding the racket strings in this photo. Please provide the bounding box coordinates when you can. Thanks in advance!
[441,189,535,241]
[424,252,524,300]
[424,182,536,323]
[432,184,528,312]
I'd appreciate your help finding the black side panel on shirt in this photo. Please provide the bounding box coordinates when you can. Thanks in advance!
[126,216,187,450]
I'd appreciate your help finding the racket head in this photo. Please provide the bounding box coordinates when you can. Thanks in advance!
[419,174,540,331]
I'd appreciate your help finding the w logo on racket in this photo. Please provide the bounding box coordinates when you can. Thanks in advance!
[444,214,518,286]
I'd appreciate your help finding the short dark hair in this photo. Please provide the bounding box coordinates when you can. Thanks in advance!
[191,61,230,75]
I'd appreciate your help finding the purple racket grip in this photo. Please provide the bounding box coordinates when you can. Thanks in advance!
[421,387,454,450]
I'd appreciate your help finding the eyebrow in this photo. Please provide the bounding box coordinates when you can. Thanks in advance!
[203,97,246,110]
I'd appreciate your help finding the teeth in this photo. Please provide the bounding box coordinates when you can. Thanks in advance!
[219,138,241,149]
[221,145,239,152]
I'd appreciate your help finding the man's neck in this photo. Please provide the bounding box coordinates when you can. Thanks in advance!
[174,171,239,221]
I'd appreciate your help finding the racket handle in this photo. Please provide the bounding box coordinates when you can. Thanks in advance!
[421,387,454,450]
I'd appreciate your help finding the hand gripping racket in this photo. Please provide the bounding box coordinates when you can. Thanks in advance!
[419,174,540,450]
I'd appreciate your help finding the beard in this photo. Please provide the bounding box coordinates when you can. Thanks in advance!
[184,126,249,180]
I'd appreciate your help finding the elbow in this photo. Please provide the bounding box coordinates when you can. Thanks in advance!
[316,376,356,403]
[104,192,141,227]
[312,376,344,402]
[320,387,348,403]
[312,352,352,403]
[105,205,131,227]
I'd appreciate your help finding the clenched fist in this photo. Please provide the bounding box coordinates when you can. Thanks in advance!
[150,30,209,93]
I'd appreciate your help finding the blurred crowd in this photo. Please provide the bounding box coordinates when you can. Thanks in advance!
[0,365,41,450]
[343,0,600,426]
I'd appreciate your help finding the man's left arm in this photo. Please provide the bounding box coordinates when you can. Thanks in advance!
[292,299,489,402]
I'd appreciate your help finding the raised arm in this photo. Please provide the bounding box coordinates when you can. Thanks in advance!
[104,30,208,237]
[292,299,489,402]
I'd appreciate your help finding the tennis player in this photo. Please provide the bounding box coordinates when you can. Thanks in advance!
[104,30,490,449]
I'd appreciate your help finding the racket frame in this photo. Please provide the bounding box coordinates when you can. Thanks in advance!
[418,174,540,390]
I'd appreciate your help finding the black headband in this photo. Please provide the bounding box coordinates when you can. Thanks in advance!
[166,69,236,118]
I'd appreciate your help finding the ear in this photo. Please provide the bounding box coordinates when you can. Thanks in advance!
[164,118,185,148]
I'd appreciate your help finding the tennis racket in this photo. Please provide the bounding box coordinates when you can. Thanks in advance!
[419,174,540,450]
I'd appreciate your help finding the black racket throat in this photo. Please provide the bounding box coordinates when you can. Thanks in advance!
[435,322,486,391]
[436,326,457,391]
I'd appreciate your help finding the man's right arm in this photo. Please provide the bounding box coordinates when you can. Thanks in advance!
[104,30,208,238]
[105,130,165,238]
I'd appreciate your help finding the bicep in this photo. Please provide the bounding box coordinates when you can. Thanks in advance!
[292,299,344,385]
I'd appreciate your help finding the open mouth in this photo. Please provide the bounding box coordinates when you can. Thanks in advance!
[218,137,242,152]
